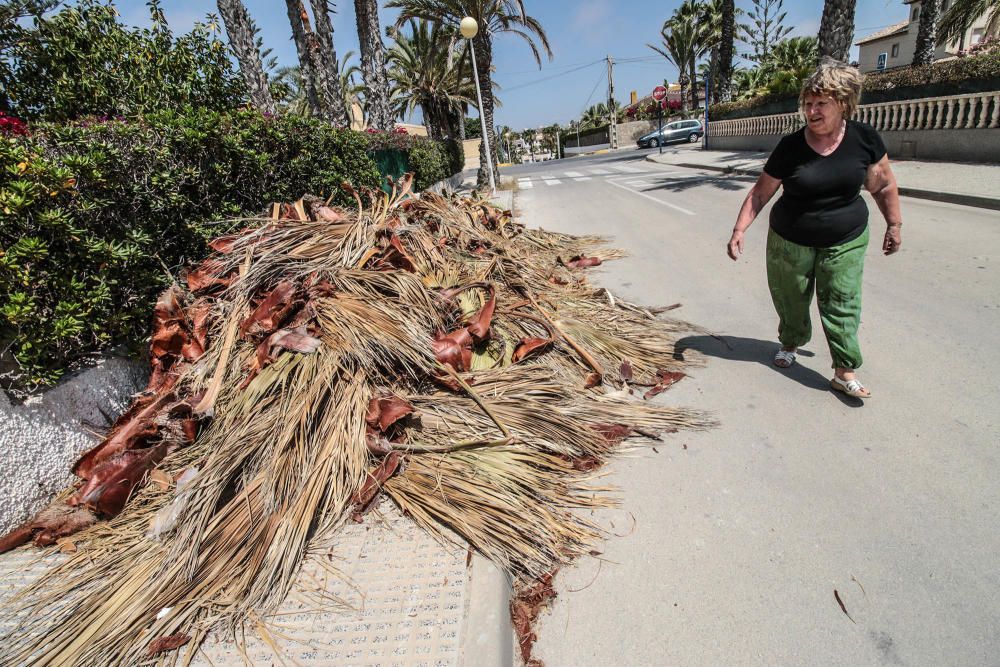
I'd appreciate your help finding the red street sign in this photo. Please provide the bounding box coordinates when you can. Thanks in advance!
[652,85,667,102]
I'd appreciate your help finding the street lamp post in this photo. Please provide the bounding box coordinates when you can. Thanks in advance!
[460,17,496,195]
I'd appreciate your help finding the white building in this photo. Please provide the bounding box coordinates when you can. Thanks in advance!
[855,0,995,74]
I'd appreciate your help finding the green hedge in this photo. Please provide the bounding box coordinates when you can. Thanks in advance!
[364,131,464,190]
[710,50,1000,121]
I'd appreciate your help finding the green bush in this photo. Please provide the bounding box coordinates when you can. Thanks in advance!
[709,50,1000,121]
[365,130,463,190]
[0,109,382,395]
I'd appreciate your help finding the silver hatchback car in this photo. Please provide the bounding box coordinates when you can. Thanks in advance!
[636,119,703,148]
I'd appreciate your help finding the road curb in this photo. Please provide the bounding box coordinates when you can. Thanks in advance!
[647,156,1000,211]
[460,555,513,667]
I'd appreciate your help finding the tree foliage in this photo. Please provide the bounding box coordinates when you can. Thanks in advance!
[6,0,242,122]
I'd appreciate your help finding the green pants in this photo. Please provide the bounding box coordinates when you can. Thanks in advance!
[765,226,869,369]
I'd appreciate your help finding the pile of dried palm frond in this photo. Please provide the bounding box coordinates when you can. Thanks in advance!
[0,175,713,665]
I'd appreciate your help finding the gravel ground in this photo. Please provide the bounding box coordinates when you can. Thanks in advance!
[0,356,145,535]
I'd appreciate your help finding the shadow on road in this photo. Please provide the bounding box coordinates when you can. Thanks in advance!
[643,174,749,193]
[674,334,865,407]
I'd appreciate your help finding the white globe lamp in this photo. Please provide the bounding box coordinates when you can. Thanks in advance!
[459,16,478,39]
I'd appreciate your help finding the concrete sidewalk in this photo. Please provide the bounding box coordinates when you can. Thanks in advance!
[645,147,1000,210]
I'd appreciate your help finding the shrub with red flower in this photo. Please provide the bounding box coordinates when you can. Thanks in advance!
[0,112,29,137]
[392,126,409,134]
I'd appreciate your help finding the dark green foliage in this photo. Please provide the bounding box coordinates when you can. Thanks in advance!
[709,50,1000,120]
[0,109,383,395]
[365,131,464,191]
[6,0,243,121]
[464,117,482,138]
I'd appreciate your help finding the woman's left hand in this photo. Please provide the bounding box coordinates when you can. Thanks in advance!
[883,224,902,255]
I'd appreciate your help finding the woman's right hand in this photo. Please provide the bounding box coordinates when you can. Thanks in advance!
[727,230,744,261]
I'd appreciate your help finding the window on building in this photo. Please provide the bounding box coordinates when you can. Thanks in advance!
[891,43,900,57]
[971,28,985,45]
[911,6,920,21]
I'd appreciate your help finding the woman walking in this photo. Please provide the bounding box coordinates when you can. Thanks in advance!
[726,60,902,399]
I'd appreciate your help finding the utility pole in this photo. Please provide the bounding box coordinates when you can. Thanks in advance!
[607,55,618,151]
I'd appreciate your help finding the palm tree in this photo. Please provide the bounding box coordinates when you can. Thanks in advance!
[649,21,699,113]
[217,0,275,113]
[938,0,1000,48]
[913,0,941,65]
[308,0,351,126]
[668,0,713,110]
[271,65,310,114]
[580,103,609,129]
[718,0,736,102]
[386,19,474,139]
[817,0,857,62]
[731,67,768,99]
[354,0,394,130]
[339,51,366,128]
[386,0,552,188]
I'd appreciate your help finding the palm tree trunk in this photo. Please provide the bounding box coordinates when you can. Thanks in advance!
[217,0,276,113]
[718,0,735,102]
[284,0,322,116]
[708,45,720,105]
[912,0,940,66]
[689,60,699,111]
[817,0,858,63]
[679,75,690,113]
[473,33,499,188]
[353,0,394,131]
[308,0,351,127]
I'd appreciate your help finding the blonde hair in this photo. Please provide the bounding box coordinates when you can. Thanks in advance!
[799,58,863,118]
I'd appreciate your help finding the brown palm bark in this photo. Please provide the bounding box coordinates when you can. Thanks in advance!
[473,33,499,188]
[718,0,736,102]
[284,0,322,116]
[817,0,858,63]
[217,0,276,113]
[913,0,940,66]
[309,0,351,126]
[353,0,394,130]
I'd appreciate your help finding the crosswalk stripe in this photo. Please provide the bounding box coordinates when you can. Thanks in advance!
[573,176,592,181]
[519,180,533,188]
[543,178,561,185]
[587,168,611,175]
[563,171,585,177]
[612,164,643,173]
[625,180,652,187]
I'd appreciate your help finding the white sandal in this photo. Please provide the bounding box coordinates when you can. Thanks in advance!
[773,348,796,368]
[830,376,871,398]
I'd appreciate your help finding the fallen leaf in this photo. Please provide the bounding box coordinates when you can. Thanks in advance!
[834,589,856,624]
[465,285,496,343]
[147,634,191,657]
[565,255,602,269]
[150,469,172,490]
[584,372,602,388]
[619,359,634,382]
[512,337,552,363]
[366,395,415,433]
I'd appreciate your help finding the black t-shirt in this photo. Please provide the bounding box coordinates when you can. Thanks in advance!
[764,120,887,247]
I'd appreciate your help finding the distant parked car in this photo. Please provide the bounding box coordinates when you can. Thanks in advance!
[636,119,703,148]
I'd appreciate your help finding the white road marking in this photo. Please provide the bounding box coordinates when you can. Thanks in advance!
[606,179,694,215]
[519,180,534,188]
[563,171,585,177]
[573,176,592,181]
[587,168,612,175]
[625,180,653,187]
[612,164,643,173]
[543,178,562,186]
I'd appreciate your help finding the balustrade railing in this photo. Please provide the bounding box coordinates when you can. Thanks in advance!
[708,91,1000,137]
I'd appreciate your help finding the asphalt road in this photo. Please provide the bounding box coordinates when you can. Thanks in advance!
[508,151,1000,666]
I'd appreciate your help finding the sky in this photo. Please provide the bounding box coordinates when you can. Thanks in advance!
[115,0,910,131]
